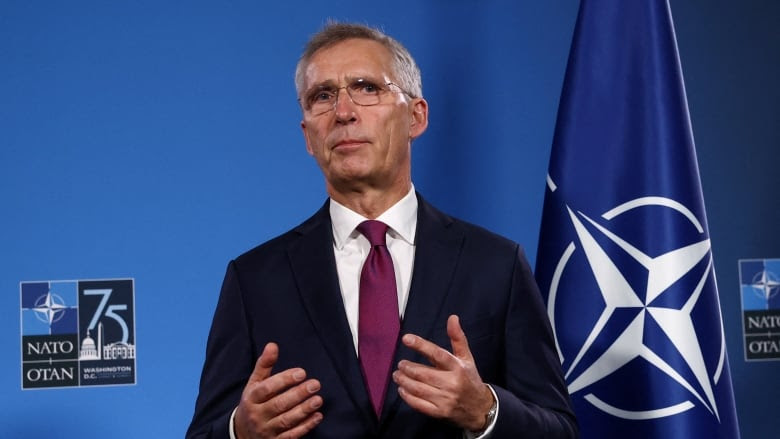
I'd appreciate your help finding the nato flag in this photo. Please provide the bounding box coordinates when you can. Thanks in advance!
[535,1,740,438]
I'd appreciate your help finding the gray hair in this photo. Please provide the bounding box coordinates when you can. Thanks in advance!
[294,22,422,99]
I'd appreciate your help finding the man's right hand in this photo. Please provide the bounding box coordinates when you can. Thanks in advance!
[234,343,323,439]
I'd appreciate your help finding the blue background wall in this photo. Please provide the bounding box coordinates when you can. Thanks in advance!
[1,1,777,437]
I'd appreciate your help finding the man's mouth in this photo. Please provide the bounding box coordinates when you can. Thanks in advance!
[332,139,368,150]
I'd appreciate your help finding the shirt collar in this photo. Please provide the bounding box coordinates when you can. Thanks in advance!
[330,185,418,250]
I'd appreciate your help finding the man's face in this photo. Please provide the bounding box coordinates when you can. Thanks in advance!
[300,38,428,194]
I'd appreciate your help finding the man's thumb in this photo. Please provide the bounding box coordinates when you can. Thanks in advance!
[447,315,474,361]
[248,342,278,384]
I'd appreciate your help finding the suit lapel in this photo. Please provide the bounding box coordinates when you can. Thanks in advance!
[286,202,376,429]
[381,194,465,424]
[401,194,464,342]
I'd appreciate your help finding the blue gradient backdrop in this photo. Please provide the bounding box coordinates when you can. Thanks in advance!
[1,1,777,438]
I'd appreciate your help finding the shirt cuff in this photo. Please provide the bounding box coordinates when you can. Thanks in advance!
[229,407,238,439]
[463,384,499,439]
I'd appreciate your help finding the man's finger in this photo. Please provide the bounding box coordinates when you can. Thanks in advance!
[395,360,447,390]
[396,381,440,417]
[265,386,323,430]
[248,342,279,385]
[393,366,446,400]
[245,368,310,404]
[267,379,321,415]
[275,410,324,439]
[236,362,322,438]
[446,315,474,362]
[401,333,457,369]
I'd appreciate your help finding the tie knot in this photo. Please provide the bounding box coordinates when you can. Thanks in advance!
[357,220,389,246]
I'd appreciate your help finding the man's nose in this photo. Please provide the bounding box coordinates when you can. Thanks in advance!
[334,88,358,122]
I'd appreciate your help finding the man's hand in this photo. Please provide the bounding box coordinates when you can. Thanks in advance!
[392,315,495,432]
[234,343,323,439]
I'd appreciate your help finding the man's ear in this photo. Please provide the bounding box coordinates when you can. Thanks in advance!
[301,120,314,156]
[409,98,429,140]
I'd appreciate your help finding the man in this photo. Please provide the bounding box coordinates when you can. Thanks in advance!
[187,23,577,439]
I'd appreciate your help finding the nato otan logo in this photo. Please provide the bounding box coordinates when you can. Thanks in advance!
[20,279,136,389]
[739,259,780,361]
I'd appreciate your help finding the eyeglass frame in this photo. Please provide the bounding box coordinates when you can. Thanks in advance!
[299,78,416,116]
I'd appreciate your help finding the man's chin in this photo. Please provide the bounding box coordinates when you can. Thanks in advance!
[326,169,379,191]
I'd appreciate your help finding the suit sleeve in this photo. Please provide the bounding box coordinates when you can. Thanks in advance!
[186,261,255,439]
[490,247,579,438]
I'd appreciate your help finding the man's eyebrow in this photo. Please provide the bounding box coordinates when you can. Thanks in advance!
[306,79,338,91]
[307,75,384,91]
[345,75,383,83]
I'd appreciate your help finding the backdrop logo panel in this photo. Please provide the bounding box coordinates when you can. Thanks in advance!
[739,259,780,361]
[20,279,136,389]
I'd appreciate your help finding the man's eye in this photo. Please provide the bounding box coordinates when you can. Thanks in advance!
[353,81,380,94]
[312,91,335,102]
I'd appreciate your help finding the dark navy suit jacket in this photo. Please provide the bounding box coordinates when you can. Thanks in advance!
[186,194,577,438]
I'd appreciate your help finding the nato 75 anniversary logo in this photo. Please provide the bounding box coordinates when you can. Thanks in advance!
[20,279,136,389]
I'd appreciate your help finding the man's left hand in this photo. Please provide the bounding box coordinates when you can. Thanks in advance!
[392,314,495,432]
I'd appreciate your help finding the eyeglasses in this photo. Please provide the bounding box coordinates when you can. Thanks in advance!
[301,78,412,116]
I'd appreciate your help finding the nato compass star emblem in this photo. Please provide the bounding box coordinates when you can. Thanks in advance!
[749,269,780,306]
[32,292,69,325]
[546,195,727,421]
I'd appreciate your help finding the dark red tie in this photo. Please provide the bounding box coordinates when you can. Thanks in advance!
[356,220,400,417]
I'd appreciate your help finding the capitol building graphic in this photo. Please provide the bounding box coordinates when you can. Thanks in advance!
[79,322,135,361]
